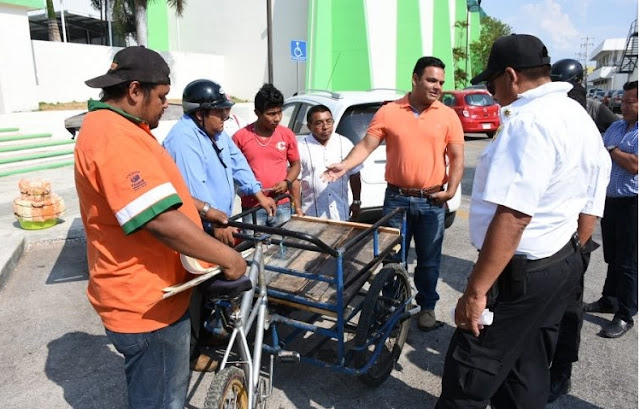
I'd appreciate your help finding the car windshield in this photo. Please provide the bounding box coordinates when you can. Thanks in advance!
[464,93,494,106]
[336,103,386,145]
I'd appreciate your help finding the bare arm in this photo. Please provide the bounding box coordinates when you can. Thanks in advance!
[323,134,381,181]
[577,213,597,246]
[144,209,246,280]
[291,179,303,216]
[349,172,362,219]
[430,143,464,203]
[272,160,302,194]
[456,206,531,336]
[610,148,638,175]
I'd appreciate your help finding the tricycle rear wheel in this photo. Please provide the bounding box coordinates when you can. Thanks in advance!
[204,366,249,409]
[354,263,411,386]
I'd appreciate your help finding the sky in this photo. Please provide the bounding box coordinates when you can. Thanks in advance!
[480,0,639,67]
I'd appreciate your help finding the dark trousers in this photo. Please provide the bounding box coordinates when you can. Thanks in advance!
[436,249,582,409]
[601,196,638,322]
[550,241,597,378]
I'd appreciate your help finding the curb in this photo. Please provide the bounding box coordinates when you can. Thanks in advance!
[0,232,25,293]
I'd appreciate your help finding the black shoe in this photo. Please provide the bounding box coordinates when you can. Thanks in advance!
[598,318,634,338]
[583,300,617,314]
[548,377,571,403]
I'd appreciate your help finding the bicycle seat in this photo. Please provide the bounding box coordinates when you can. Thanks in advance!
[200,275,253,299]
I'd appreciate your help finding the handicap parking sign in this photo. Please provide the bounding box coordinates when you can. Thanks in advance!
[290,40,307,62]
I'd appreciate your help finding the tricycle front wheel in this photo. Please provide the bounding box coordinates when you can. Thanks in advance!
[354,263,411,386]
[204,366,249,409]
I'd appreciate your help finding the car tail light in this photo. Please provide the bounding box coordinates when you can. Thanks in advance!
[462,110,470,117]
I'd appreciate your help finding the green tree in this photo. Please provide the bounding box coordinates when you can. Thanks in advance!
[469,16,512,78]
[93,0,185,45]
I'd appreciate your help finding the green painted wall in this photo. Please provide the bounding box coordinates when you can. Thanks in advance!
[395,0,421,91]
[329,0,370,90]
[1,0,43,9]
[147,0,169,51]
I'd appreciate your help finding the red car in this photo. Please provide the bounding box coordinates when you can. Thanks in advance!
[441,90,500,138]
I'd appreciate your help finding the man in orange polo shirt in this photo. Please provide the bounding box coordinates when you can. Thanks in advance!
[75,46,246,409]
[324,56,464,331]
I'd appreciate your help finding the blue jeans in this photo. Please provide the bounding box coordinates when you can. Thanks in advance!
[384,188,445,310]
[105,311,190,409]
[242,202,292,227]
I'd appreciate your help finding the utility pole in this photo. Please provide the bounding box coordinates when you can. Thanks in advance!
[266,0,274,84]
[579,37,594,86]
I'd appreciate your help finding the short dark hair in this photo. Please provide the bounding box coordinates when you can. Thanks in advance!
[100,81,156,102]
[413,57,445,78]
[623,81,638,91]
[254,83,284,113]
[306,104,332,124]
[515,65,551,81]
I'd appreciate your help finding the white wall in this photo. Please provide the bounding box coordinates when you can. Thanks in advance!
[167,0,307,101]
[30,41,225,105]
[0,4,38,113]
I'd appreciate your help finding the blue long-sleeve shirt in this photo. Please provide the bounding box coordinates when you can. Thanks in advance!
[163,114,262,216]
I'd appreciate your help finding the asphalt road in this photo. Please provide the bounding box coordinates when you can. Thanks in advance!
[0,135,636,409]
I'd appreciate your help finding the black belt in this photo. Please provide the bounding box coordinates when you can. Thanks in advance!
[387,183,443,198]
[524,233,581,272]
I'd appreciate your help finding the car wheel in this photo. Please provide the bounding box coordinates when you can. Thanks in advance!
[486,131,495,138]
[444,211,456,229]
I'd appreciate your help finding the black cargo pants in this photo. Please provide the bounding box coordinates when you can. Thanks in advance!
[436,241,582,409]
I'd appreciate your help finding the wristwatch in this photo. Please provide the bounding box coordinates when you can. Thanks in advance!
[199,202,211,217]
[606,145,617,152]
[352,200,362,205]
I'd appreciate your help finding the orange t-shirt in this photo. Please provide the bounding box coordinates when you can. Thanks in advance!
[367,94,464,189]
[74,102,201,333]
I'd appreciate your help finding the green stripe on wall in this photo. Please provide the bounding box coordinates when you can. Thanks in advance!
[309,0,333,89]
[469,10,482,79]
[328,0,370,90]
[432,1,454,88]
[2,0,43,9]
[396,0,422,91]
[147,0,169,51]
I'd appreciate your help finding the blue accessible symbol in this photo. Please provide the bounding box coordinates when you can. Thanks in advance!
[290,40,307,62]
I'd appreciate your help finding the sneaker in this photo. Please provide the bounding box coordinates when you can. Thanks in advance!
[417,310,443,332]
[190,353,219,372]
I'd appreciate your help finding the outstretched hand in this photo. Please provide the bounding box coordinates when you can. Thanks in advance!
[321,163,348,182]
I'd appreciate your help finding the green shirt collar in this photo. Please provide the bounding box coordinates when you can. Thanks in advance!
[87,99,146,125]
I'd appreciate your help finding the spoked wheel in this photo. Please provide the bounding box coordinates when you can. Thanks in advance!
[204,366,249,409]
[354,263,411,386]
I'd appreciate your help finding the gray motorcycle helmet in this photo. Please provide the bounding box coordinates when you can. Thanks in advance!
[182,79,234,114]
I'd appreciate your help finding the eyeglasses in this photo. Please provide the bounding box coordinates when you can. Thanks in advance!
[485,71,505,95]
[310,119,334,127]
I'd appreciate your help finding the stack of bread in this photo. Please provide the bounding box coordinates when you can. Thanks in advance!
[13,179,66,229]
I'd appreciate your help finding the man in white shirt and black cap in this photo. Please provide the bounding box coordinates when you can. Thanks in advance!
[436,34,610,408]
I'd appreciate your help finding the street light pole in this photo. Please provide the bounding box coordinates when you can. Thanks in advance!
[266,0,274,84]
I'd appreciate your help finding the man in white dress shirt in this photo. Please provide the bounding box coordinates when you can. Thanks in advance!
[436,34,611,408]
[292,105,362,220]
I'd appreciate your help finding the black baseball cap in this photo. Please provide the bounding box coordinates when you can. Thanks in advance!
[471,34,551,85]
[85,46,171,88]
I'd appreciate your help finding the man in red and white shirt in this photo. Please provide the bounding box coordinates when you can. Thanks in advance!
[233,84,300,226]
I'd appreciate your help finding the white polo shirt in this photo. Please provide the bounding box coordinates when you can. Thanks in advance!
[470,82,611,259]
[297,133,363,220]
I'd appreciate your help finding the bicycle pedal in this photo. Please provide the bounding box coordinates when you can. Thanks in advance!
[276,350,300,364]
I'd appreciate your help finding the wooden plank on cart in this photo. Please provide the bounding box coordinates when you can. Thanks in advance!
[263,215,401,309]
[303,229,399,304]
[265,217,355,293]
